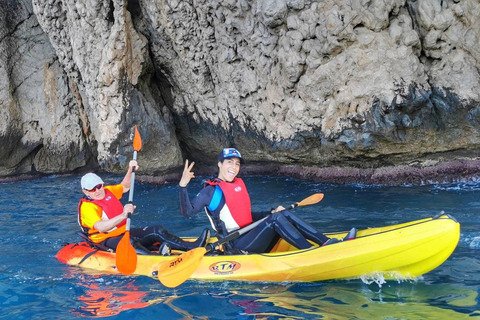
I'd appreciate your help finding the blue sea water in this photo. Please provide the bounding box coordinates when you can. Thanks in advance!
[1,174,480,319]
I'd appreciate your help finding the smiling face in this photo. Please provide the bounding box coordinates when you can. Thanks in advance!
[218,158,241,182]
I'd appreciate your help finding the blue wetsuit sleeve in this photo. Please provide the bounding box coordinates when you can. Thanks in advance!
[252,210,271,221]
[179,185,215,218]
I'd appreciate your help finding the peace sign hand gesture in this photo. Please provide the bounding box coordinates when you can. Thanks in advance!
[179,160,195,187]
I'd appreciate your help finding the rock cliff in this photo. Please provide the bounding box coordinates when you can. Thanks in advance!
[1,0,480,184]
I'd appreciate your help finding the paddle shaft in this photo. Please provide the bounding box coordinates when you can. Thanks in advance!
[125,150,137,231]
[125,125,142,228]
[205,201,303,251]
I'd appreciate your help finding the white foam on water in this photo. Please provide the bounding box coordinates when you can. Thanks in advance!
[359,272,419,288]
[469,236,480,249]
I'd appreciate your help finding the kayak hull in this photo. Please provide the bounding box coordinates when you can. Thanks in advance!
[56,214,460,283]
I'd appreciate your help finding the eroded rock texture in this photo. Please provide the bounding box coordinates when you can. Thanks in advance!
[1,0,480,184]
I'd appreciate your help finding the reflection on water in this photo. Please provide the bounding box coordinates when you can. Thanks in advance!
[64,271,162,317]
[266,283,478,319]
[67,271,208,319]
[74,281,157,317]
[61,263,480,318]
[197,282,480,319]
[67,276,199,319]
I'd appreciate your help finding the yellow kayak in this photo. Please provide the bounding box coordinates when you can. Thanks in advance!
[56,214,459,283]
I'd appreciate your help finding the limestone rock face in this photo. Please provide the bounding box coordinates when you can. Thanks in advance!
[1,0,480,184]
[0,0,90,176]
[30,0,182,174]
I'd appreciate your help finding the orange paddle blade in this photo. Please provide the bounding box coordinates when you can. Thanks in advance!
[157,247,207,288]
[297,193,324,207]
[116,231,137,275]
[133,125,142,152]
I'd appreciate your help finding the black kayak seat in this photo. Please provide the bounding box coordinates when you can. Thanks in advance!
[76,231,152,255]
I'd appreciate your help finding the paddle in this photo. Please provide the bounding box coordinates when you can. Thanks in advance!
[157,193,324,288]
[116,125,142,275]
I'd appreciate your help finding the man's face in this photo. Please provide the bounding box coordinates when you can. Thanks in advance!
[218,158,241,182]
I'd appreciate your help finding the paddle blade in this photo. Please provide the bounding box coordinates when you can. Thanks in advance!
[157,247,207,288]
[297,193,324,207]
[116,231,137,275]
[133,125,142,152]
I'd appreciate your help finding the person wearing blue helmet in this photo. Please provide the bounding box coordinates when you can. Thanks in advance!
[177,147,356,253]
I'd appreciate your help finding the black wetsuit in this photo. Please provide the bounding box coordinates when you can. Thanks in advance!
[179,180,329,253]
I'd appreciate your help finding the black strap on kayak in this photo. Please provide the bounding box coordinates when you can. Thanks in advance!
[74,232,114,265]
[78,248,100,265]
[76,231,113,252]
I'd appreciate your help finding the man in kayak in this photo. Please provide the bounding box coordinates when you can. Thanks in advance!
[177,148,356,253]
[78,160,210,254]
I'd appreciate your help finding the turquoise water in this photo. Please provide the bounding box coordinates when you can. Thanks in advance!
[1,174,480,319]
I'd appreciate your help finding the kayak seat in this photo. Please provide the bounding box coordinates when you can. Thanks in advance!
[322,227,357,246]
[132,241,153,255]
[76,231,154,255]
[344,227,357,241]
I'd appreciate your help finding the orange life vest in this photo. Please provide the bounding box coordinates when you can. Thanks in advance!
[78,188,126,242]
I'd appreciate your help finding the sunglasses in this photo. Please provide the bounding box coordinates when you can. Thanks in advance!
[85,184,103,192]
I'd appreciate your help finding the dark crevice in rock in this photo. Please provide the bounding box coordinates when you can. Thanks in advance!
[106,0,115,24]
[0,0,27,39]
[18,143,43,175]
[405,1,420,39]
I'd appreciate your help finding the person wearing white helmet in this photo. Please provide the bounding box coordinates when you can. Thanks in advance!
[78,160,209,254]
